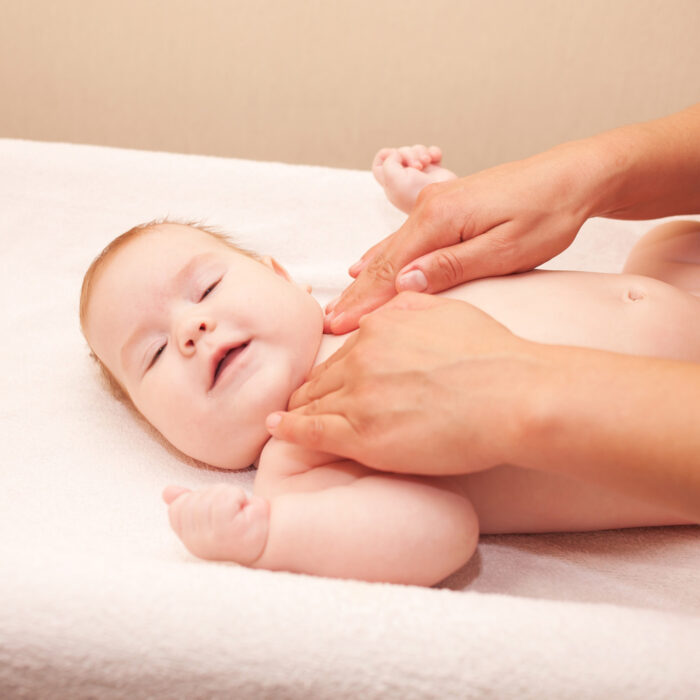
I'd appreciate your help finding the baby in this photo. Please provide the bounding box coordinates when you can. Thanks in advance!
[81,145,698,586]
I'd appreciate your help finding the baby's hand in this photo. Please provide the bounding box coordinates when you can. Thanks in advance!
[372,145,457,214]
[162,484,270,565]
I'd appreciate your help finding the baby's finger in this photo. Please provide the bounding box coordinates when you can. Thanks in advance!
[210,484,245,527]
[165,488,191,536]
[162,485,191,505]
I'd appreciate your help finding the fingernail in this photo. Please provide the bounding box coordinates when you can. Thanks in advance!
[397,269,427,292]
[266,413,282,430]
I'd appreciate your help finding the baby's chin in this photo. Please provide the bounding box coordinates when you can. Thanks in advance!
[181,361,310,471]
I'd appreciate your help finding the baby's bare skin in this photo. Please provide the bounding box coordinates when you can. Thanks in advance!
[160,146,698,584]
[165,226,698,583]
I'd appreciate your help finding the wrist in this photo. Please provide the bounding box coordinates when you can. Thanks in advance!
[543,136,624,221]
[507,341,580,471]
[577,128,645,219]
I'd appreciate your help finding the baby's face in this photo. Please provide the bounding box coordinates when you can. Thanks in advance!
[85,224,323,469]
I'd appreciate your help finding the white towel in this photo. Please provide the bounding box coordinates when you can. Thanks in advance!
[1,138,698,699]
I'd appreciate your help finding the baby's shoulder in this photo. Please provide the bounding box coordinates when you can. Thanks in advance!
[254,438,371,498]
[258,437,337,476]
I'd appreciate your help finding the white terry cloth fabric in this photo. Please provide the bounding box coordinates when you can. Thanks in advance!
[1,138,699,699]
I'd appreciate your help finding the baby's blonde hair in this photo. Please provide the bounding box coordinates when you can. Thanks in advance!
[79,218,258,405]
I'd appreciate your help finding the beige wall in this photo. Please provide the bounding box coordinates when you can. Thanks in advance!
[1,0,698,175]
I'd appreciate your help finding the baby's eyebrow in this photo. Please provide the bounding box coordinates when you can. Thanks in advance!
[119,252,218,375]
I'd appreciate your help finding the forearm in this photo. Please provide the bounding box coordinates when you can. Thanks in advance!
[253,474,478,585]
[517,343,700,522]
[569,102,700,220]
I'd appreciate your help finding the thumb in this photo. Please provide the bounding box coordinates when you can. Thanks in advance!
[396,225,521,293]
[162,485,191,505]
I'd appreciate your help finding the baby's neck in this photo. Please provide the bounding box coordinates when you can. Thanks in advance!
[312,329,357,367]
[253,329,356,470]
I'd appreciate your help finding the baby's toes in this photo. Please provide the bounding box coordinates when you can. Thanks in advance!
[372,147,394,170]
[411,144,432,167]
[372,147,396,185]
[428,145,443,163]
[398,146,422,169]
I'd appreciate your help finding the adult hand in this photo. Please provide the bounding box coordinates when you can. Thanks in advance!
[266,292,546,475]
[325,141,600,335]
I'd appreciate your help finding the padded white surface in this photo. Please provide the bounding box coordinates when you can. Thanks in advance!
[1,138,699,699]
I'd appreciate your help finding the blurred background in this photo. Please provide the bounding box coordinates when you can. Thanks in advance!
[1,0,698,175]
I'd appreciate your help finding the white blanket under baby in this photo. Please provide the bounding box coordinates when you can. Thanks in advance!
[1,138,698,698]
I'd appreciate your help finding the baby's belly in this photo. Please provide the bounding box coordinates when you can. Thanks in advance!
[439,270,699,533]
[440,270,700,362]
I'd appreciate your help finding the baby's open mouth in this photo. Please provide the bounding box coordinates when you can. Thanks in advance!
[210,342,250,390]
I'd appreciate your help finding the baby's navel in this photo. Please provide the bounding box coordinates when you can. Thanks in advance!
[625,285,646,302]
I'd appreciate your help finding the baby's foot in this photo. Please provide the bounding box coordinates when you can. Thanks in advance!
[372,144,457,214]
[162,484,270,565]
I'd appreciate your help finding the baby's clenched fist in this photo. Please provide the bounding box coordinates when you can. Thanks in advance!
[162,484,269,565]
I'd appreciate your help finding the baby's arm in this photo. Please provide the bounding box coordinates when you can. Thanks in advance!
[373,144,457,214]
[162,443,477,586]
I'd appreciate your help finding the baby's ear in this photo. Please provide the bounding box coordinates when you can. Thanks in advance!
[261,255,293,282]
[261,256,312,293]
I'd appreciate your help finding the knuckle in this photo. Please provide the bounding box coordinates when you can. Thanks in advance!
[487,235,521,271]
[305,416,325,446]
[306,398,321,415]
[415,182,443,210]
[432,249,465,285]
[365,254,398,285]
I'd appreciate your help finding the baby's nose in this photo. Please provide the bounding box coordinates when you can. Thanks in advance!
[177,316,216,353]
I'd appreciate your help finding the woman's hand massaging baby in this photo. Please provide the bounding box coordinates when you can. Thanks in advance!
[82,145,693,585]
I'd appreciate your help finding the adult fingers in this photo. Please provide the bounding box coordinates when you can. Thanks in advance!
[265,410,359,459]
[326,196,457,333]
[347,231,396,280]
[289,337,359,409]
[288,363,346,410]
[395,221,531,293]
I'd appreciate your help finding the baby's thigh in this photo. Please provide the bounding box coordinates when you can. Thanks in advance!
[623,220,700,295]
[457,465,691,535]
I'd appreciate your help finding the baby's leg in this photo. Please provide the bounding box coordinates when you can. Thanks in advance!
[623,219,700,295]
